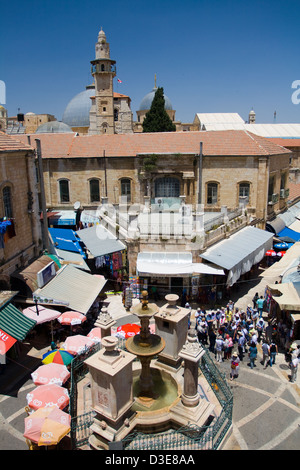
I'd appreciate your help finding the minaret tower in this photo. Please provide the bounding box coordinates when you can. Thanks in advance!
[89,28,116,134]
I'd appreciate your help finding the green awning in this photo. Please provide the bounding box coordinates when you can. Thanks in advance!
[0,303,36,341]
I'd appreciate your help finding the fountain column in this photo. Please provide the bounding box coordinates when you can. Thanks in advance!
[94,307,116,338]
[179,329,205,407]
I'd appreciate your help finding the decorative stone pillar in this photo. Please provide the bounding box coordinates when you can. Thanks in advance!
[94,307,116,338]
[154,294,190,369]
[85,336,136,449]
[179,329,205,407]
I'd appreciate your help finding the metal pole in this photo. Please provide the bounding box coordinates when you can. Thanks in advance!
[198,142,203,205]
[103,149,108,197]
[35,139,49,251]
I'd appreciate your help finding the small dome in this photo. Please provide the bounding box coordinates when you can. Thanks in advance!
[139,87,173,111]
[25,112,35,116]
[62,85,95,128]
[35,120,73,134]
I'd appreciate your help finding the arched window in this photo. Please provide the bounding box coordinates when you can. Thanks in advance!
[59,179,70,203]
[89,179,100,202]
[3,186,13,218]
[120,178,131,202]
[239,182,250,205]
[155,177,180,198]
[207,182,218,205]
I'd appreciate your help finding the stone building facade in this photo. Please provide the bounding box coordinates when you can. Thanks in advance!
[0,133,42,287]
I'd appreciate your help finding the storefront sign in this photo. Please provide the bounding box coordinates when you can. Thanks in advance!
[0,328,17,354]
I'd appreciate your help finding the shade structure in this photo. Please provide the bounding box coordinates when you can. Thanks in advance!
[42,349,74,366]
[57,311,86,326]
[26,384,70,411]
[22,305,61,324]
[31,363,70,386]
[273,242,290,251]
[87,327,102,343]
[277,251,286,257]
[61,334,95,355]
[24,406,71,446]
[115,323,140,339]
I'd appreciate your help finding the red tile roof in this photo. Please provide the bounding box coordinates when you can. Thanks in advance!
[16,130,291,159]
[267,138,300,148]
[0,132,33,152]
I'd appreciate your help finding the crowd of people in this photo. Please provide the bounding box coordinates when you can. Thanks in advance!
[184,297,299,384]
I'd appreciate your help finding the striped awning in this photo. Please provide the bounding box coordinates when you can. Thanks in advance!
[0,303,36,353]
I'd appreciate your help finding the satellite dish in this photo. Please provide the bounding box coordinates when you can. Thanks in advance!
[74,201,81,210]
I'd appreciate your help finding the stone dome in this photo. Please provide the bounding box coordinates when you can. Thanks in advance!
[139,87,173,111]
[62,85,95,128]
[35,120,73,134]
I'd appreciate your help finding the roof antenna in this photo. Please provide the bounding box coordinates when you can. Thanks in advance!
[274,110,276,123]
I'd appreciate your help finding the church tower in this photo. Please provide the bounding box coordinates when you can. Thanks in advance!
[89,28,116,135]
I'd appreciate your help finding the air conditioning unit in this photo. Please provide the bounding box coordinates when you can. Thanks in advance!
[280,189,285,198]
[272,193,279,204]
[285,188,290,198]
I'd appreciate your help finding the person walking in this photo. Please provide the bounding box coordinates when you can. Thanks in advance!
[256,318,264,343]
[237,332,246,361]
[252,292,259,309]
[215,335,224,363]
[249,341,258,369]
[261,339,270,369]
[256,296,265,318]
[269,341,278,367]
[230,352,240,381]
[290,357,299,383]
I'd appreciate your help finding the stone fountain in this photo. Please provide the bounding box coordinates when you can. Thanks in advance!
[125,290,166,402]
[85,291,217,450]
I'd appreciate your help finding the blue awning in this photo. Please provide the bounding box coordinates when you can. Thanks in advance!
[277,227,300,242]
[48,210,76,226]
[48,228,86,258]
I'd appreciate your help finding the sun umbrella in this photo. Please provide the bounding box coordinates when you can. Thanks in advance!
[31,363,70,386]
[23,305,61,324]
[57,311,87,326]
[274,242,289,250]
[42,349,74,366]
[276,251,286,257]
[61,334,95,355]
[24,406,70,446]
[26,384,70,411]
[87,327,102,343]
[265,249,277,257]
[115,323,140,339]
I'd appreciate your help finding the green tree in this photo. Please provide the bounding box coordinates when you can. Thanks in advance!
[142,87,176,133]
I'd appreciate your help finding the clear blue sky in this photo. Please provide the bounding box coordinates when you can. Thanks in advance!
[1,0,300,124]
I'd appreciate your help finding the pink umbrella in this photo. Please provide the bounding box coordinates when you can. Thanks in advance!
[87,327,102,343]
[57,311,86,326]
[26,384,70,411]
[62,335,95,355]
[23,305,61,324]
[31,363,70,386]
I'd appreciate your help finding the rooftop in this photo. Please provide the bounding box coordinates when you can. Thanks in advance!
[15,129,291,159]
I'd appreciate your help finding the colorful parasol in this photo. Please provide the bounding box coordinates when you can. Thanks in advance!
[24,406,71,446]
[26,384,70,411]
[42,349,74,366]
[57,311,87,326]
[31,363,70,386]
[276,251,286,257]
[61,334,95,355]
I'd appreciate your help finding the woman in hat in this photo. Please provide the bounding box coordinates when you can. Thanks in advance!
[230,352,240,380]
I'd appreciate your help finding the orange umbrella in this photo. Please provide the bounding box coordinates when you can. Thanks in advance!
[62,334,95,355]
[26,384,70,411]
[57,311,86,326]
[31,363,70,386]
[24,406,70,446]
[116,323,140,338]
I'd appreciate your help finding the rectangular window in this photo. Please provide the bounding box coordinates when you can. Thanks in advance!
[3,186,13,218]
[90,179,100,202]
[59,180,70,203]
[207,183,218,205]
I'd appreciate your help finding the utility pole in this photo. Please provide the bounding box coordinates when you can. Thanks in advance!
[35,139,49,252]
[103,149,108,197]
[198,142,203,205]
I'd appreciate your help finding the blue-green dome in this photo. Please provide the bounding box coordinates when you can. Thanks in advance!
[35,120,73,134]
[62,85,95,128]
[139,87,173,111]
